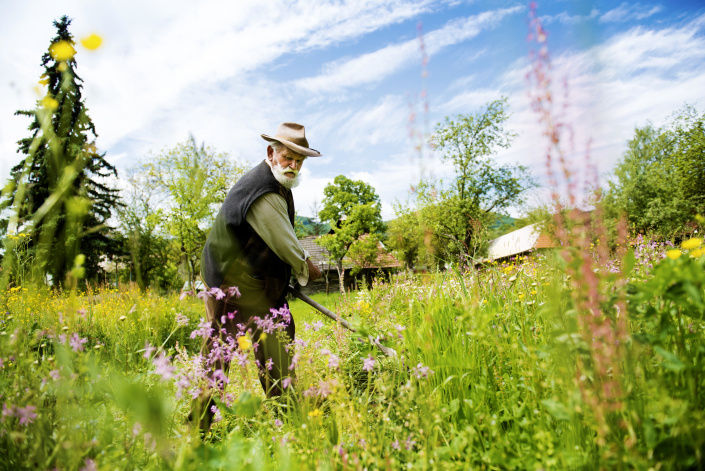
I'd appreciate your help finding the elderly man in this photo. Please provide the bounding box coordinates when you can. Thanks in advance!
[198,122,322,424]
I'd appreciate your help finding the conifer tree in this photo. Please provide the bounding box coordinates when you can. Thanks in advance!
[0,16,121,287]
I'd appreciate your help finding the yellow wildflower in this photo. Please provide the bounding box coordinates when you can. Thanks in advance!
[531,290,537,295]
[681,238,703,250]
[518,293,525,300]
[41,96,59,110]
[237,335,252,351]
[308,409,323,418]
[80,34,102,50]
[691,248,704,258]
[50,41,76,61]
[666,249,681,260]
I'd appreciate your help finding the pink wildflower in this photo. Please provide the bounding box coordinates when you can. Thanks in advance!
[362,354,376,372]
[69,333,87,352]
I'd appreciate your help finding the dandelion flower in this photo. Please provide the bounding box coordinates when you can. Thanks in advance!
[666,249,681,260]
[80,34,102,50]
[41,96,59,110]
[682,238,703,250]
[50,41,76,61]
[691,248,704,258]
[237,335,252,350]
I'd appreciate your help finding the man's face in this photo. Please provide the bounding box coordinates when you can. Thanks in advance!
[268,145,306,188]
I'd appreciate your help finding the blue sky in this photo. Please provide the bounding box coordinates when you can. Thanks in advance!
[2,0,705,220]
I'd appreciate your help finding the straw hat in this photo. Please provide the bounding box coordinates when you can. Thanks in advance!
[261,122,322,157]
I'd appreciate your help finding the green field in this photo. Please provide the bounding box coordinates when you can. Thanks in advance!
[1,238,704,470]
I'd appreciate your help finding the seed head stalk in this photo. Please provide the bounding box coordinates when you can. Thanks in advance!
[527,1,630,447]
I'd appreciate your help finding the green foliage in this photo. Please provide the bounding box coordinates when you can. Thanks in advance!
[409,98,534,265]
[386,200,424,270]
[139,139,247,290]
[116,170,182,291]
[603,105,705,237]
[0,16,122,288]
[2,236,705,469]
[317,176,384,292]
[319,175,381,225]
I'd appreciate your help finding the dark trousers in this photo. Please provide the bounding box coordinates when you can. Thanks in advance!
[203,286,295,398]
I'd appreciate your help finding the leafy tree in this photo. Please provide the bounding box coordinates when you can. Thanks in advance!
[0,16,121,288]
[319,175,381,224]
[603,105,705,238]
[317,177,384,293]
[415,98,534,264]
[116,169,181,291]
[140,140,247,291]
[386,200,424,271]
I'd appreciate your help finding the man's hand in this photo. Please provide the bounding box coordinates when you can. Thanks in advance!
[306,258,322,282]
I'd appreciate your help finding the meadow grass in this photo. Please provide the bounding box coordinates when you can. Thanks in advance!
[1,238,704,470]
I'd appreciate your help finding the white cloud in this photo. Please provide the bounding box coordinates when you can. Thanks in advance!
[541,9,599,25]
[599,3,663,23]
[295,6,522,94]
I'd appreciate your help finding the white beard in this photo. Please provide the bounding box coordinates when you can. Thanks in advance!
[271,162,301,189]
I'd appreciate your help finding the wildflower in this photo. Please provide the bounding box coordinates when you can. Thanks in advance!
[692,248,704,258]
[79,458,97,471]
[362,354,376,372]
[209,287,226,300]
[289,353,300,370]
[282,377,292,389]
[666,249,681,260]
[41,96,59,110]
[274,418,283,427]
[190,318,214,339]
[265,357,274,370]
[311,320,324,331]
[328,354,340,369]
[175,313,189,326]
[118,315,127,322]
[226,286,241,299]
[211,405,222,422]
[49,370,60,381]
[69,333,87,352]
[391,439,400,450]
[143,342,156,359]
[404,434,416,451]
[412,363,432,379]
[308,408,323,419]
[50,41,76,61]
[152,352,175,381]
[80,34,102,50]
[237,335,252,351]
[179,290,192,300]
[681,238,703,250]
[16,405,37,426]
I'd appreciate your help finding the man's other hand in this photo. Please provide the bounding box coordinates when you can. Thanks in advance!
[307,258,322,282]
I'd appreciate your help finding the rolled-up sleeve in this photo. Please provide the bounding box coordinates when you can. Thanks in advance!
[246,193,311,285]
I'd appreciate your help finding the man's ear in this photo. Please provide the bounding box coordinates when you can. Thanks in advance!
[266,145,274,160]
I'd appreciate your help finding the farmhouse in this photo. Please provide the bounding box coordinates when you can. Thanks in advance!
[298,235,403,294]
[485,223,555,262]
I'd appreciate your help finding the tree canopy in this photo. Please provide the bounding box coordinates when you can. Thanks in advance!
[603,105,705,237]
[0,16,121,287]
[408,98,534,265]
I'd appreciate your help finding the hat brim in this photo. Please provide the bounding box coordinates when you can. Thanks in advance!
[262,134,322,157]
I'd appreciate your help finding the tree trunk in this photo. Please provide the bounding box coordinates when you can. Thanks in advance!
[336,260,345,295]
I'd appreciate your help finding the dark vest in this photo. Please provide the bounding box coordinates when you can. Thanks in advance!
[201,160,295,304]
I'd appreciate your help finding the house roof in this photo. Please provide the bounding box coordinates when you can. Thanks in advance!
[299,234,403,270]
[485,223,555,260]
